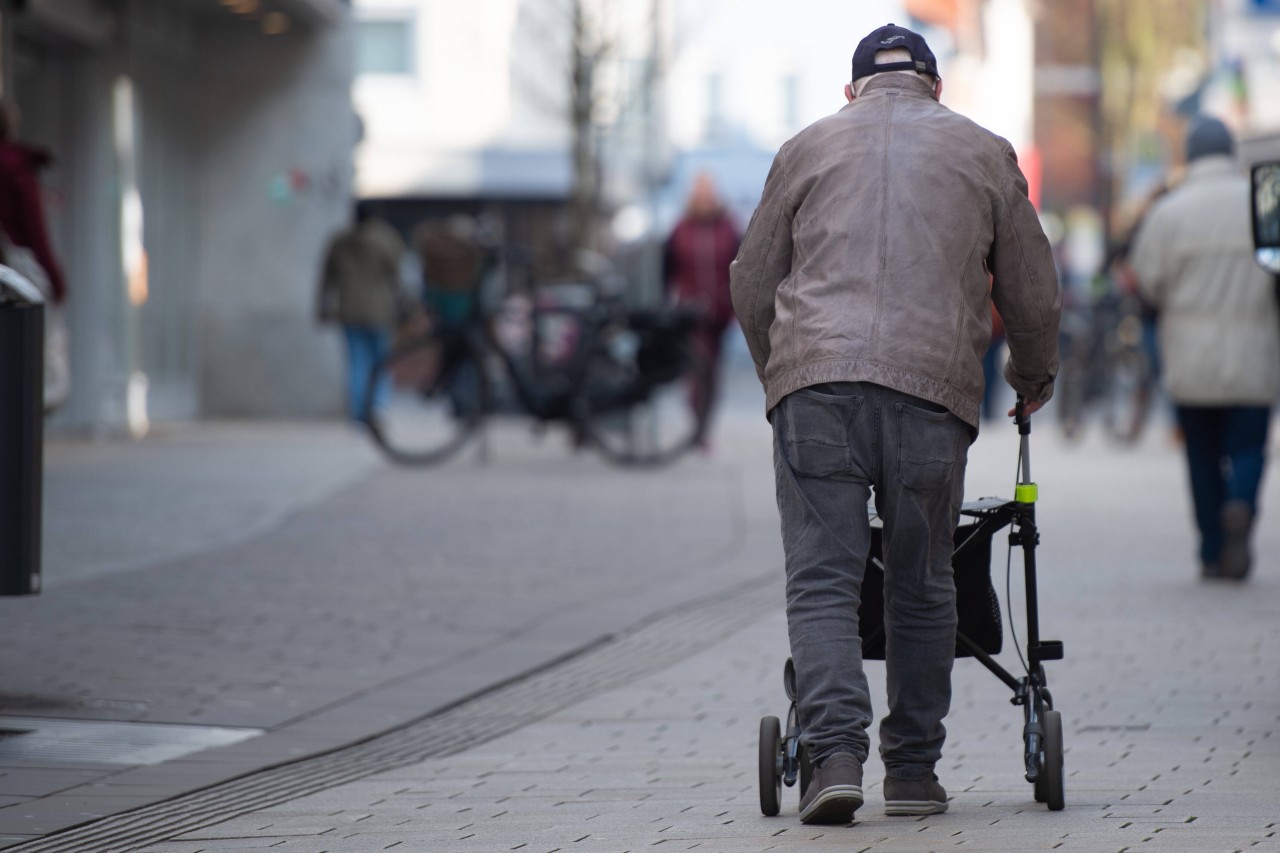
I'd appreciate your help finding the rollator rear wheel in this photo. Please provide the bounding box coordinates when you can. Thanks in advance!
[758,716,782,816]
[1034,709,1065,810]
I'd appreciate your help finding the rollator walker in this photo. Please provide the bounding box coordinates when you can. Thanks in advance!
[758,401,1066,814]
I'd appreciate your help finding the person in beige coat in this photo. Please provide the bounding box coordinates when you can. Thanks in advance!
[318,202,407,421]
[1130,116,1280,581]
[730,24,1060,824]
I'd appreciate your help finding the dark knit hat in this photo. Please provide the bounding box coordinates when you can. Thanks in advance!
[852,23,939,83]
[1185,116,1235,163]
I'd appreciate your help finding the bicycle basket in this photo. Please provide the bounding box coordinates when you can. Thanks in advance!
[631,309,696,384]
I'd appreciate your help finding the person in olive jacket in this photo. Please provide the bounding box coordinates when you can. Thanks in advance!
[730,24,1060,825]
[318,202,406,421]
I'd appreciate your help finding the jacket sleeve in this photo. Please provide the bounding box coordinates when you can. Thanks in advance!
[11,167,67,303]
[988,143,1062,404]
[1128,204,1168,308]
[729,143,795,382]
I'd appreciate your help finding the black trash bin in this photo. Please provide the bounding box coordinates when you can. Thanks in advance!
[0,267,44,595]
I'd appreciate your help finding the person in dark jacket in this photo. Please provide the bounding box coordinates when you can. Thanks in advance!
[318,202,407,421]
[663,173,741,437]
[0,99,66,304]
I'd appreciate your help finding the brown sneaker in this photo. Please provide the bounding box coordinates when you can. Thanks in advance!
[798,752,864,824]
[883,774,948,816]
[1220,500,1254,580]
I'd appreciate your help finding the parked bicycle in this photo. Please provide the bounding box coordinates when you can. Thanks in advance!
[361,268,713,468]
[1054,287,1154,444]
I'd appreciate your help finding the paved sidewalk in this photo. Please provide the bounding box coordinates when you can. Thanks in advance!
[0,375,786,846]
[103,419,1280,851]
[40,421,382,587]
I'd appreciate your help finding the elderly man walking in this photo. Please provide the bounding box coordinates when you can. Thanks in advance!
[730,24,1060,824]
[1131,117,1280,581]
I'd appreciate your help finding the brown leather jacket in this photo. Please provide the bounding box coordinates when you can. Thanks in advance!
[730,74,1060,428]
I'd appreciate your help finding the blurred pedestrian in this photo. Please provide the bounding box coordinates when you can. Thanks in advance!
[0,100,64,305]
[414,216,486,329]
[731,24,1060,824]
[318,202,407,422]
[1130,116,1280,581]
[0,98,71,410]
[663,173,740,440]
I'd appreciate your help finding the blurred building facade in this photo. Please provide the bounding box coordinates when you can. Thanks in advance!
[1,0,357,432]
[351,0,667,284]
[1030,0,1280,254]
[349,0,1048,296]
[1209,0,1280,161]
[656,0,1036,226]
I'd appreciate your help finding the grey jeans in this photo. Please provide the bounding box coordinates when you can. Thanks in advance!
[771,381,971,780]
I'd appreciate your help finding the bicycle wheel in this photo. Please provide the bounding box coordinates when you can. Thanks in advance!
[579,327,712,467]
[1102,347,1151,444]
[363,330,487,465]
[1055,353,1088,442]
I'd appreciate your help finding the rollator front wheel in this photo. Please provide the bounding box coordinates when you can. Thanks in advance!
[758,716,782,816]
[1034,709,1066,811]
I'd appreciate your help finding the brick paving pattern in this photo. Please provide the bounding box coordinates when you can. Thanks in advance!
[127,419,1280,852]
[3,379,1278,851]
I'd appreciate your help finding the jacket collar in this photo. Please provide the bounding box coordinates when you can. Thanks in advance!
[1184,154,1239,183]
[850,73,937,103]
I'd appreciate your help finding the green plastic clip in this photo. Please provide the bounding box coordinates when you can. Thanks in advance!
[1015,482,1038,504]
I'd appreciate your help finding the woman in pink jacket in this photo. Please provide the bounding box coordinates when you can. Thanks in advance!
[662,174,740,440]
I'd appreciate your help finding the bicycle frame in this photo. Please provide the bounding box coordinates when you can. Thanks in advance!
[478,295,615,423]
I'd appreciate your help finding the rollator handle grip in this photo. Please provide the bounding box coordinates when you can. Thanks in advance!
[1014,397,1031,436]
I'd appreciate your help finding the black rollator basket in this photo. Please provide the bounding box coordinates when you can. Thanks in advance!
[859,509,1004,660]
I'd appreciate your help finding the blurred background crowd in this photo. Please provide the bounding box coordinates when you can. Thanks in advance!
[3,0,1280,437]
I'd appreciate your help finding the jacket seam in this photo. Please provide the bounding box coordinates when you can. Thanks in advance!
[870,93,895,360]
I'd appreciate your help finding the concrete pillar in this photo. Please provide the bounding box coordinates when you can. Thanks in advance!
[195,12,356,418]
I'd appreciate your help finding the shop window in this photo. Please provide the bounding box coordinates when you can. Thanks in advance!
[357,18,415,76]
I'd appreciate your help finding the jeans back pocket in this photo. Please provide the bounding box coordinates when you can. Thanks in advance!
[895,401,962,491]
[782,388,862,478]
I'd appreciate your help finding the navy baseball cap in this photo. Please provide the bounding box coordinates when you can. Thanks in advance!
[852,23,939,83]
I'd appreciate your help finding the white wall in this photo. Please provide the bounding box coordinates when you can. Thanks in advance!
[666,0,907,151]
[352,0,662,200]
[353,0,530,197]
